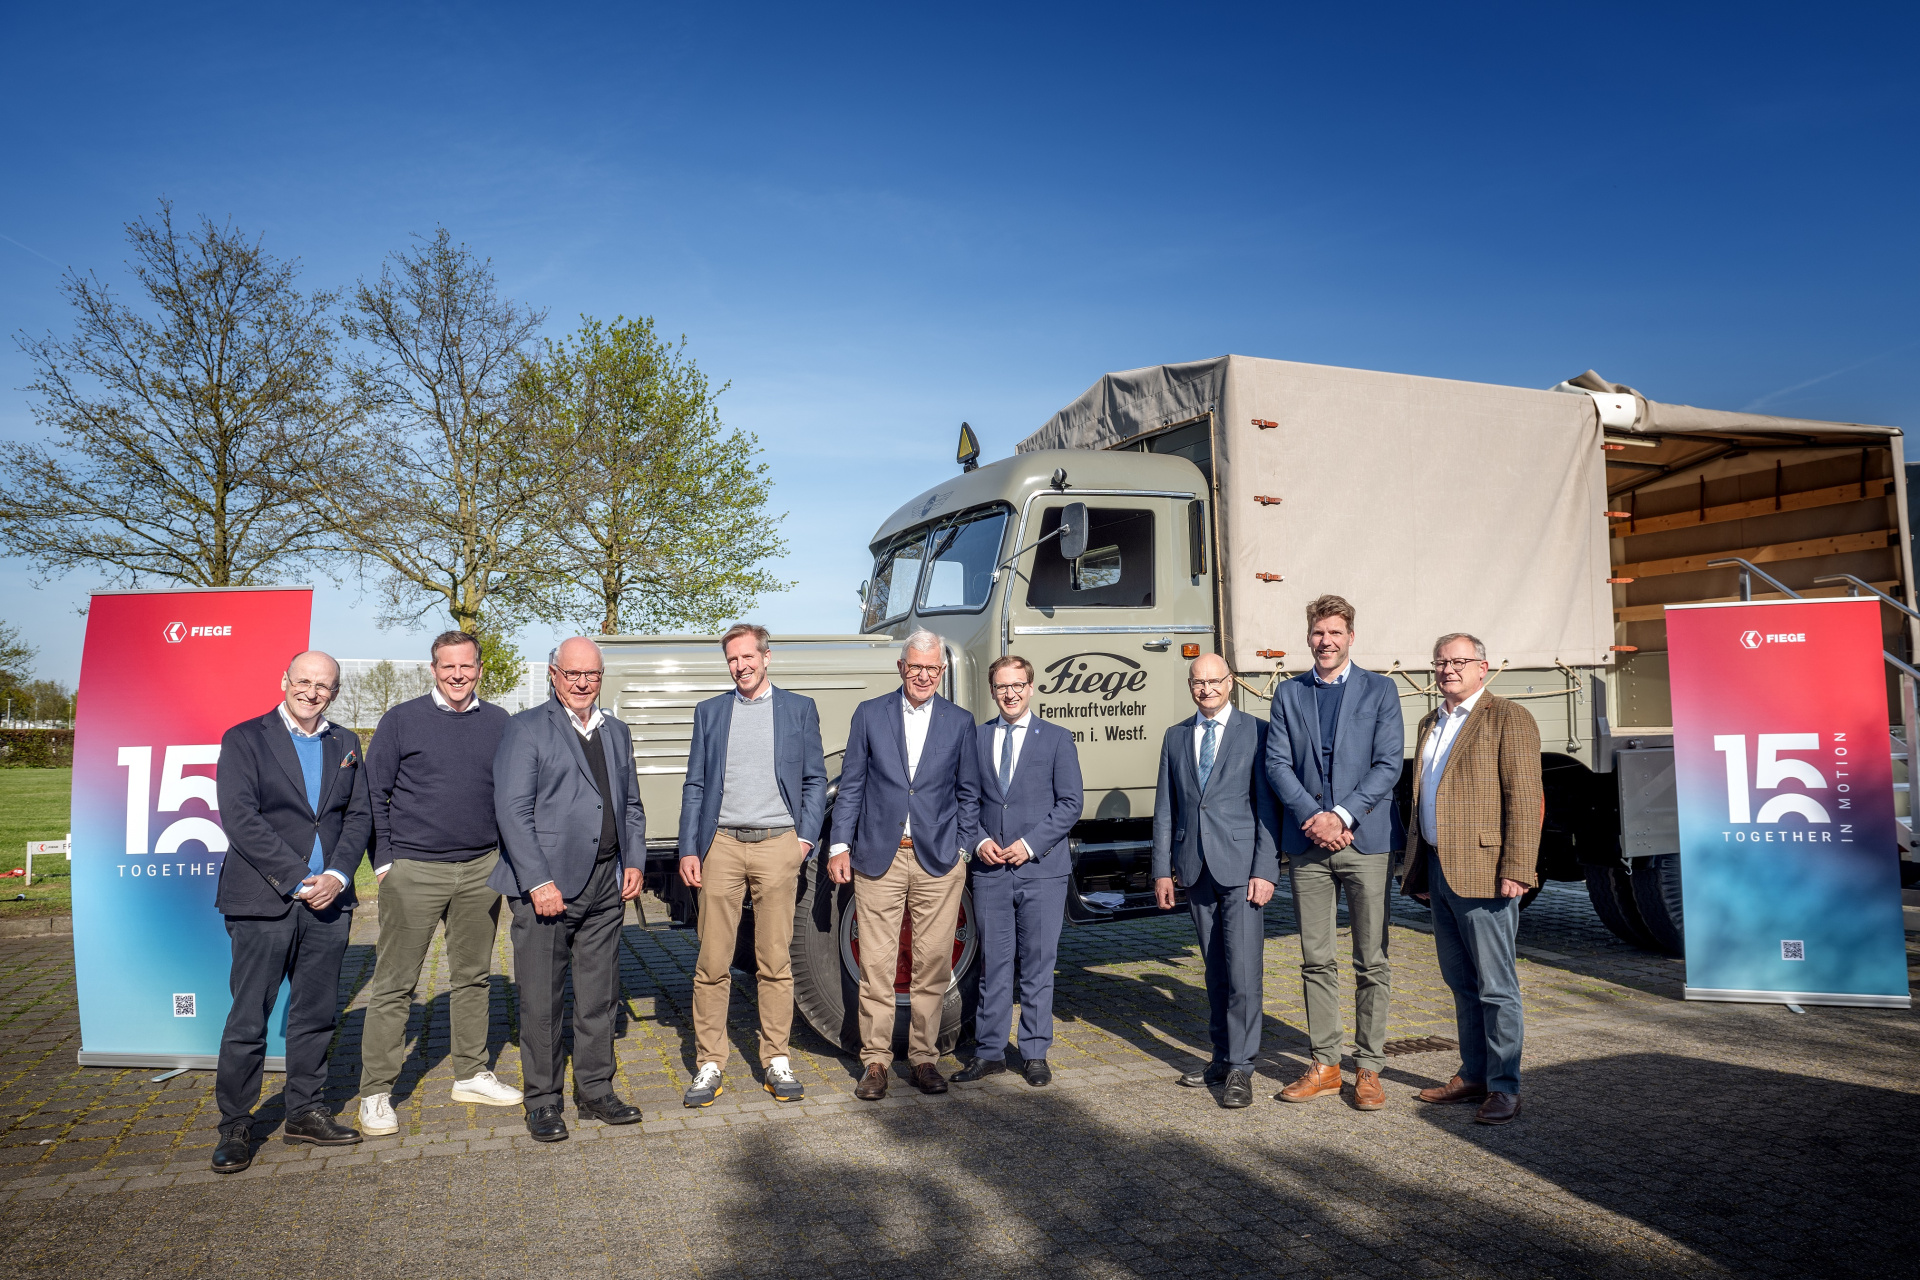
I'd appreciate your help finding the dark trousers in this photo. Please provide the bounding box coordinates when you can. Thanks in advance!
[216,905,353,1126]
[508,857,623,1112]
[970,870,1069,1061]
[1430,858,1524,1094]
[1186,867,1266,1073]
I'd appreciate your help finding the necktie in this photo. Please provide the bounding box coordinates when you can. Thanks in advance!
[999,723,1015,792]
[1198,717,1218,792]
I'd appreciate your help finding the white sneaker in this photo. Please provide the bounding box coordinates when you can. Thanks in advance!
[451,1069,524,1106]
[358,1093,398,1136]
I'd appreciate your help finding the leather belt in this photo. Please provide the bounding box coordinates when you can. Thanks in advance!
[725,826,792,844]
[898,836,914,850]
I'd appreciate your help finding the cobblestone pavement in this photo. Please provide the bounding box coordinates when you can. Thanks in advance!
[3,880,1917,1278]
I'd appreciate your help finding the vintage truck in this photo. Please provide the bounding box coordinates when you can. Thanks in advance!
[600,355,1918,1054]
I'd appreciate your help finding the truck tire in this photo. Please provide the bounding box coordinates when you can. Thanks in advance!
[1584,864,1659,950]
[789,854,981,1058]
[1629,853,1686,957]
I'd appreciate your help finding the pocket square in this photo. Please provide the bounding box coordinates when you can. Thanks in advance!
[340,750,358,768]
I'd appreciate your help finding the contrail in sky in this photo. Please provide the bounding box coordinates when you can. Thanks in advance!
[0,232,59,266]
[1743,337,1920,411]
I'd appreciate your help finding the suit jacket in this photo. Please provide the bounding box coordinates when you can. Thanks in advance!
[829,690,981,877]
[214,710,371,918]
[1265,666,1406,855]
[677,686,829,859]
[1399,693,1543,899]
[1151,710,1281,889]
[489,699,647,900]
[967,715,1084,882]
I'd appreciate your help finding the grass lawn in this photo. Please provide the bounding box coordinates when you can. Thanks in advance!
[0,768,72,918]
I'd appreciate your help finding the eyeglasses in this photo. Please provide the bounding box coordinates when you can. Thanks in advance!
[991,682,1031,695]
[554,668,604,684]
[901,663,944,678]
[1434,657,1485,671]
[1188,677,1231,690]
[287,679,338,695]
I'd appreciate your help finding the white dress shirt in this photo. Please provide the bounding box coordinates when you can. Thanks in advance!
[275,704,349,890]
[1310,662,1356,830]
[978,710,1035,856]
[1193,702,1232,766]
[1418,685,1488,845]
[830,693,935,856]
[565,702,606,738]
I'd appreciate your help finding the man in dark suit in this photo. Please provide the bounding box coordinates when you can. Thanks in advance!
[677,624,827,1108]
[827,629,981,1100]
[1152,651,1280,1109]
[491,636,647,1142]
[209,650,372,1173]
[952,655,1083,1087]
[1266,594,1405,1111]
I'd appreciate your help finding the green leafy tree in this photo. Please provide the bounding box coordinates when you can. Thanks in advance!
[519,315,789,634]
[0,622,36,715]
[0,201,345,587]
[476,630,524,702]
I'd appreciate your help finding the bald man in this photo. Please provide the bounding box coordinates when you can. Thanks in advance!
[1151,653,1280,1109]
[210,651,373,1173]
[490,638,647,1142]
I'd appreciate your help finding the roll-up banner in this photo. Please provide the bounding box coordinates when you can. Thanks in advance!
[72,587,314,1067]
[1667,596,1910,1008]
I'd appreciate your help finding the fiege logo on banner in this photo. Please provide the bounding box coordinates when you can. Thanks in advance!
[1739,629,1805,649]
[163,621,233,643]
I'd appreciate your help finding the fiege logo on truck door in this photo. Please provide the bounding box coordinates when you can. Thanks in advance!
[1034,652,1150,743]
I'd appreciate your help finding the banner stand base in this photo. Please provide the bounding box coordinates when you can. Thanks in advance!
[77,1052,286,1071]
[1684,987,1911,1009]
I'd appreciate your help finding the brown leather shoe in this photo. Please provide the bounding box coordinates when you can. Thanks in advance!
[910,1063,948,1095]
[1352,1068,1385,1111]
[1475,1091,1521,1125]
[1278,1061,1342,1103]
[1416,1074,1489,1105]
[853,1064,889,1101]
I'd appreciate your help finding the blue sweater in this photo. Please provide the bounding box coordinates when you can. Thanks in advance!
[365,694,512,865]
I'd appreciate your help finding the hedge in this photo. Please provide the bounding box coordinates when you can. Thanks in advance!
[0,729,74,768]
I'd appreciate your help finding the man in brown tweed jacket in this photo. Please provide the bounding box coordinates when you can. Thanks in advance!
[1399,632,1542,1125]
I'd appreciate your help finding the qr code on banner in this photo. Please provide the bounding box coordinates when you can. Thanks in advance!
[1781,941,1806,962]
[173,993,196,1017]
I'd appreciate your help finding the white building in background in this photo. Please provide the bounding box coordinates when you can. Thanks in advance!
[334,659,550,727]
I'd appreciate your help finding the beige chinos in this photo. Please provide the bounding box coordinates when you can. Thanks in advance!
[691,829,806,1069]
[853,841,964,1067]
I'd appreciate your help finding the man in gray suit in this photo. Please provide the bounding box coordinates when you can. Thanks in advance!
[492,636,646,1142]
[1266,594,1405,1111]
[1152,652,1281,1109]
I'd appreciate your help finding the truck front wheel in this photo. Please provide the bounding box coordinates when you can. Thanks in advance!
[789,854,980,1058]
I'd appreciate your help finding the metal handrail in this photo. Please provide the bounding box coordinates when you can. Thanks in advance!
[1707,557,1801,601]
[1814,573,1920,623]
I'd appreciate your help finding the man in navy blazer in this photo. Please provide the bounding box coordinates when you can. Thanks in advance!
[952,655,1083,1088]
[676,624,827,1108]
[209,650,371,1173]
[491,637,647,1142]
[828,629,981,1100]
[1265,595,1405,1111]
[1152,651,1281,1109]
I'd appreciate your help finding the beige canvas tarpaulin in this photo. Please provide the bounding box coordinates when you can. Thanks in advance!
[1020,355,1616,672]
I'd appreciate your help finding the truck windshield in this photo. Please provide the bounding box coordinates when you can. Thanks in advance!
[918,507,1009,614]
[1025,506,1155,608]
[863,528,929,631]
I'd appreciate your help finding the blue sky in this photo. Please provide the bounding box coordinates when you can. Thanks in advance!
[2,3,1914,684]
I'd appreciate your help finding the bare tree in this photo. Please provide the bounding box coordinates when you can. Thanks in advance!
[320,229,556,640]
[0,201,344,587]
[519,315,788,634]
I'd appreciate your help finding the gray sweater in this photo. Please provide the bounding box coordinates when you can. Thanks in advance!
[716,693,794,828]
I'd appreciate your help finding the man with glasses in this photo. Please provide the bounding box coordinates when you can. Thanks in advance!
[209,651,371,1172]
[1401,633,1542,1126]
[1151,652,1280,1109]
[1265,595,1404,1111]
[952,655,1083,1087]
[490,637,647,1142]
[828,629,981,1100]
[677,624,827,1108]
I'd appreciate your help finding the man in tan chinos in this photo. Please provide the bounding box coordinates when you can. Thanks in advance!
[1400,632,1542,1126]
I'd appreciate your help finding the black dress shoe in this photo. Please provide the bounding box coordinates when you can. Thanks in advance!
[282,1107,361,1146]
[1220,1068,1254,1109]
[575,1093,641,1125]
[1022,1059,1052,1087]
[1178,1062,1230,1089]
[210,1122,253,1173]
[525,1105,569,1142]
[951,1057,1008,1083]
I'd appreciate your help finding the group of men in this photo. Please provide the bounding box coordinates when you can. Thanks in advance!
[204,596,1542,1173]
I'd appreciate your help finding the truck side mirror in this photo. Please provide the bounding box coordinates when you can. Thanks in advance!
[856,579,869,604]
[1059,502,1090,561]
